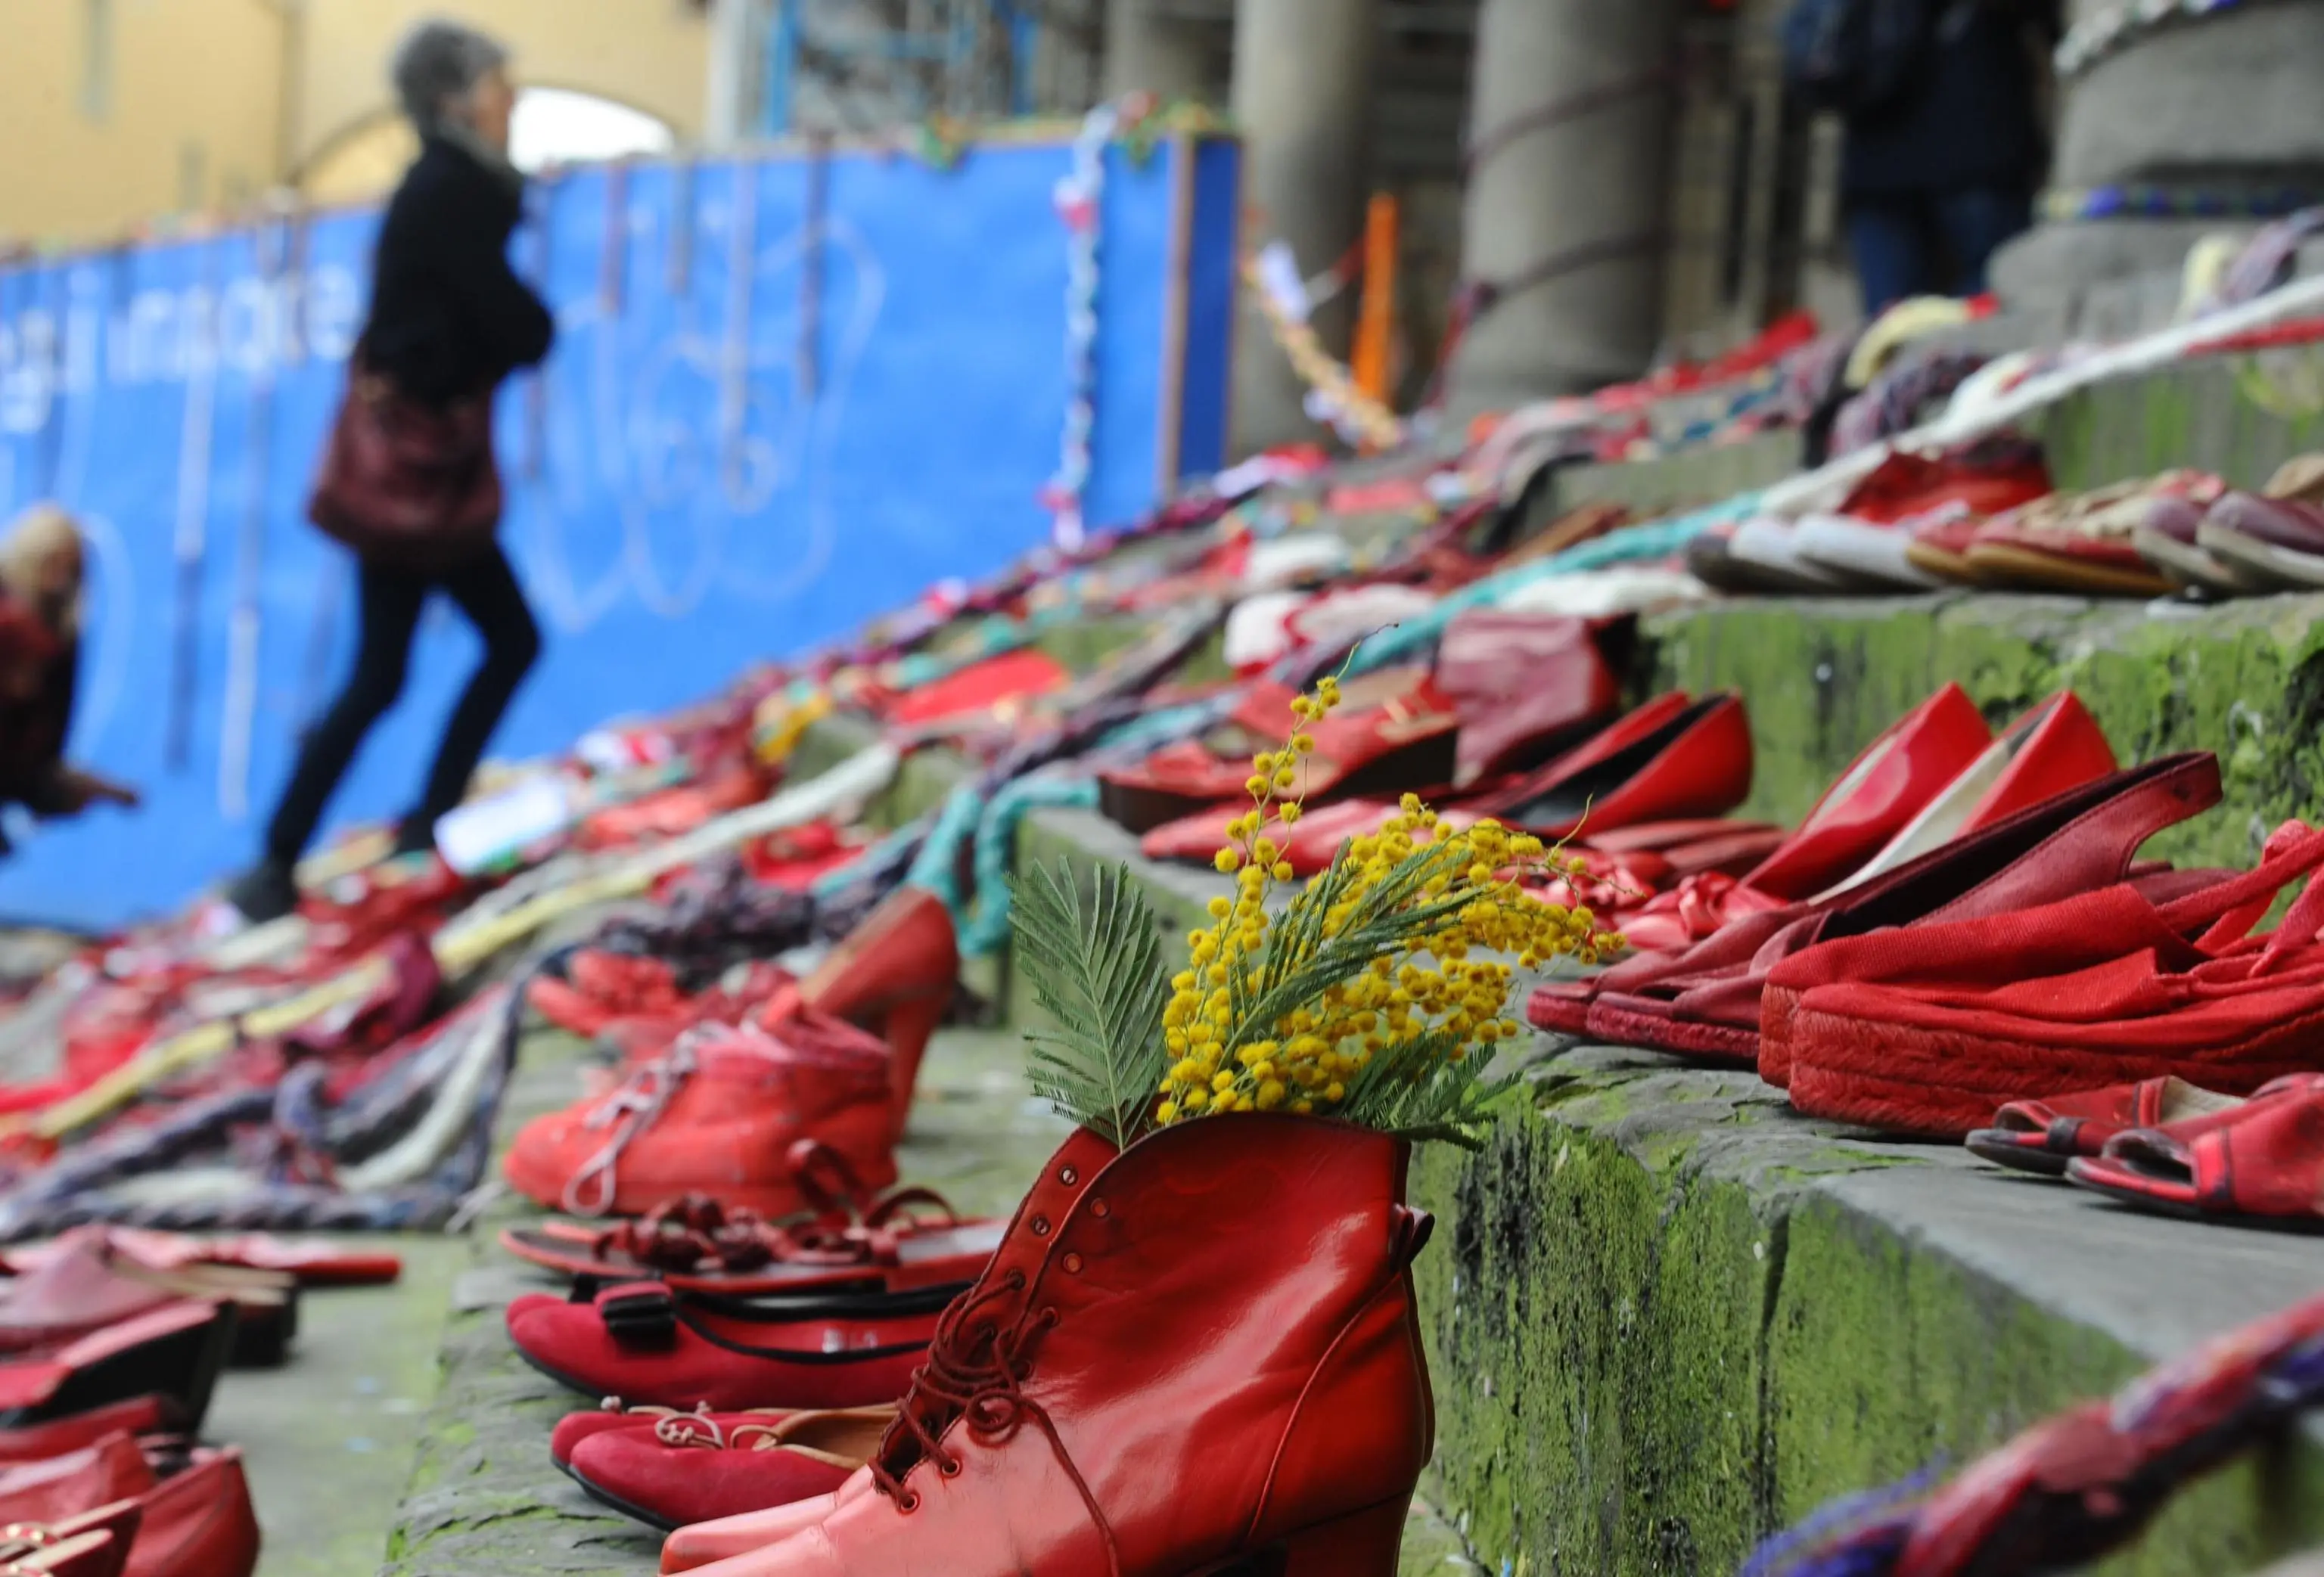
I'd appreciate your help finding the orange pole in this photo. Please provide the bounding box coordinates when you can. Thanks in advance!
[1351,191,1400,410]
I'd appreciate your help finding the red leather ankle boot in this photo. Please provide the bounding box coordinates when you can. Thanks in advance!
[765,889,958,1140]
[668,1113,1435,1577]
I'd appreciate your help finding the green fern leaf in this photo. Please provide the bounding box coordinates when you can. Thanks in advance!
[1011,860,1170,1147]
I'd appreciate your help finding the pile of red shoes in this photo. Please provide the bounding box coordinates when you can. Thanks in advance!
[502,1111,1437,1577]
[0,1227,394,1577]
[1528,679,2324,1177]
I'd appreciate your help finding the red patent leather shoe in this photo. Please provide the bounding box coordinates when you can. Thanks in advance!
[1266,693,1751,877]
[663,1114,1435,1577]
[1099,668,1461,836]
[1964,1075,2245,1176]
[1532,752,2219,1066]
[502,1017,899,1219]
[2068,1078,2324,1225]
[570,1405,893,1530]
[1617,685,1991,952]
[552,1403,797,1470]
[501,1181,1002,1296]
[0,1402,179,1467]
[122,1448,258,1577]
[1784,821,2324,1137]
[505,1281,944,1411]
[765,887,958,1140]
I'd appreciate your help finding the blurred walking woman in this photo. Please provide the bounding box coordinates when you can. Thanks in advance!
[228,20,551,922]
[0,505,138,855]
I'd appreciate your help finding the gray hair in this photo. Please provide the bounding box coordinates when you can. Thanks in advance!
[391,19,510,130]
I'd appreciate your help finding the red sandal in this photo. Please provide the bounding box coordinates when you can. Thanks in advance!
[1963,1076,2245,1176]
[2067,1076,2324,1227]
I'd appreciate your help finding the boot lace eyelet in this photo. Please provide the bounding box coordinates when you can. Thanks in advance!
[899,1492,921,1513]
[939,1456,963,1478]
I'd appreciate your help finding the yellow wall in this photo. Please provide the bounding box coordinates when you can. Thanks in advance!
[0,0,288,244]
[0,0,710,244]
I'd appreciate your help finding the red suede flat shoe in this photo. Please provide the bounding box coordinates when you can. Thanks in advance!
[1783,821,2324,1138]
[1963,1076,2245,1176]
[505,1281,944,1411]
[122,1448,258,1577]
[1098,668,1461,836]
[500,1178,1001,1296]
[1529,753,2219,1064]
[2068,1079,2324,1228]
[551,1403,799,1470]
[569,1405,893,1530]
[503,1016,899,1220]
[1617,685,1992,953]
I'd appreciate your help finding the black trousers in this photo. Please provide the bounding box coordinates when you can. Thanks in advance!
[263,545,541,865]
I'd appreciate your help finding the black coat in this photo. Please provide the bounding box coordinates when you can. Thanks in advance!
[1840,0,2059,200]
[361,136,555,407]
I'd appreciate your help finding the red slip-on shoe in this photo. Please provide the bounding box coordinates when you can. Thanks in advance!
[0,1503,141,1577]
[1617,685,1992,952]
[2068,1079,2324,1227]
[0,1437,154,1532]
[552,1404,799,1470]
[122,1448,258,1577]
[1433,610,1618,784]
[0,1231,292,1365]
[1839,436,2052,526]
[1963,1076,2245,1177]
[506,1281,942,1411]
[39,1232,399,1291]
[1471,692,1754,842]
[0,1302,235,1434]
[1546,752,2221,1065]
[766,887,958,1141]
[504,1017,899,1220]
[1782,821,2324,1138]
[502,1183,1002,1296]
[569,1405,893,1530]
[1099,668,1462,836]
[0,1401,179,1467]
[1810,690,2118,902]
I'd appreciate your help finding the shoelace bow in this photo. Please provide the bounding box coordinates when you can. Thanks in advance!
[868,1270,1118,1568]
[561,1033,707,1215]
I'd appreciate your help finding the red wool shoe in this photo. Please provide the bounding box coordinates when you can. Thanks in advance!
[1783,821,2324,1138]
[552,1403,798,1470]
[663,1114,1435,1577]
[569,1405,893,1529]
[2068,1078,2324,1225]
[506,1281,944,1411]
[1963,1075,2245,1176]
[503,1017,899,1219]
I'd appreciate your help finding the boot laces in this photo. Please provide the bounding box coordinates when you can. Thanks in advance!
[561,1032,709,1215]
[868,1271,1120,1569]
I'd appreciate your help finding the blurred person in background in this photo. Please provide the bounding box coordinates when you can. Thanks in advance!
[1789,0,2063,312]
[0,505,138,855]
[228,17,551,923]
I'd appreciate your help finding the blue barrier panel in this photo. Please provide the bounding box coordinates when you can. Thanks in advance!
[0,134,1238,928]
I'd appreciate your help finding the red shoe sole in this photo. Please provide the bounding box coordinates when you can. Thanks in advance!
[1582,999,1758,1065]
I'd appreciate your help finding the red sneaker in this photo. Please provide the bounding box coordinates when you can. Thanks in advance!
[505,1281,940,1411]
[567,1404,893,1529]
[502,1016,899,1218]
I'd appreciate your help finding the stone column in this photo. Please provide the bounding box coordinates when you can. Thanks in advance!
[1228,0,1378,456]
[1102,0,1214,103]
[1445,0,1682,411]
[1993,2,2324,332]
[704,0,759,147]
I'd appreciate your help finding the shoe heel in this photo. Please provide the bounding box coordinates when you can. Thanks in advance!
[1210,1495,1410,1577]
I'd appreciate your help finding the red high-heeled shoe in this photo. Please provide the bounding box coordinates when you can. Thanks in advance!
[658,1114,1436,1577]
[768,888,958,1140]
